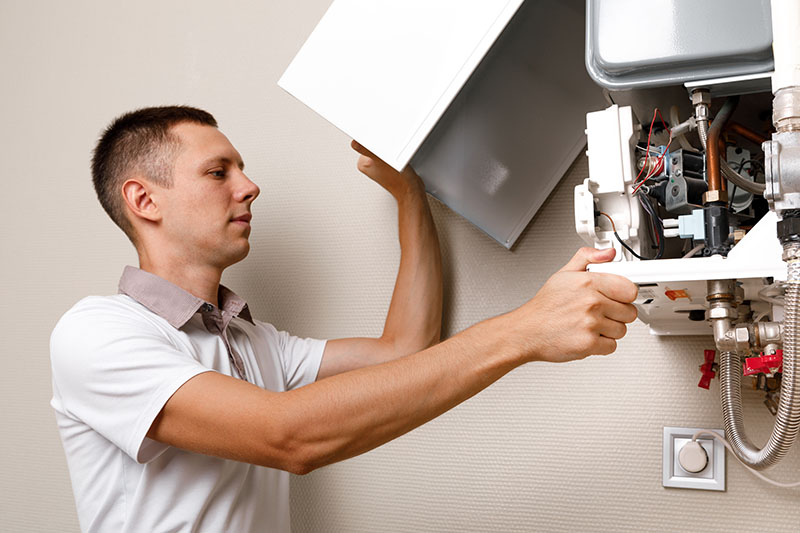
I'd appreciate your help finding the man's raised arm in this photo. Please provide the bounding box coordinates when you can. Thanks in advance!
[315,141,444,379]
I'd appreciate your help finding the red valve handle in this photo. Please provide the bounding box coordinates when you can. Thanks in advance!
[743,350,784,377]
[698,349,716,389]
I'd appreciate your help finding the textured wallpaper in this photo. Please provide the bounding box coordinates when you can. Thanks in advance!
[2,0,799,531]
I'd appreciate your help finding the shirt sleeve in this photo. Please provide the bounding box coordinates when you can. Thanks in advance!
[50,297,212,464]
[254,320,326,390]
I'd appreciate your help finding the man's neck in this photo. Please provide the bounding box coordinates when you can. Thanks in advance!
[138,256,223,307]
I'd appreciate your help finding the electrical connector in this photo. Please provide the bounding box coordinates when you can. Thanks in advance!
[679,209,706,240]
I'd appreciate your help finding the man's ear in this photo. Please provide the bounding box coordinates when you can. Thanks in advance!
[122,177,162,223]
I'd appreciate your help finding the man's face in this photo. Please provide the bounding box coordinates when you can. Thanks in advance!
[154,122,260,270]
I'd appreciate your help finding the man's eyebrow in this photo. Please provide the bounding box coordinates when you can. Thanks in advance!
[199,156,245,170]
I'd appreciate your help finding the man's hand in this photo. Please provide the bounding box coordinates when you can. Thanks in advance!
[508,247,638,363]
[351,140,424,200]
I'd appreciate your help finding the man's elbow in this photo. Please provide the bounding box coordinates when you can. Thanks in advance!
[284,459,316,476]
[281,446,335,476]
[385,328,441,359]
[405,329,442,354]
[260,425,326,476]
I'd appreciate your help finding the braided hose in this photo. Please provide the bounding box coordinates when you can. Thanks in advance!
[697,116,708,149]
[719,243,800,469]
[721,159,766,195]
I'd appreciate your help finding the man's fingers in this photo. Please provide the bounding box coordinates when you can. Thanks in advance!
[352,140,399,177]
[599,318,627,340]
[591,273,638,304]
[351,140,373,158]
[558,247,616,273]
[351,140,386,167]
[602,300,638,324]
[594,336,618,356]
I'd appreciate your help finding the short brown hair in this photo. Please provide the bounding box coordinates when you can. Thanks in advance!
[91,106,218,242]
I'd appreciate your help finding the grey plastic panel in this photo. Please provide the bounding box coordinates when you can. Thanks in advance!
[412,0,607,248]
[586,0,773,90]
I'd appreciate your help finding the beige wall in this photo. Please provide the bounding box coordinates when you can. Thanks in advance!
[2,1,799,531]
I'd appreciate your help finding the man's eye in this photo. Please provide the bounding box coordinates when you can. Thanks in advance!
[210,170,225,178]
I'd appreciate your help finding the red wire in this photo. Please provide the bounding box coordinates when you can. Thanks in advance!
[632,109,658,185]
[631,108,673,195]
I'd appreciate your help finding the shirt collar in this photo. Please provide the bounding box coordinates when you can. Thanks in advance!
[118,265,254,329]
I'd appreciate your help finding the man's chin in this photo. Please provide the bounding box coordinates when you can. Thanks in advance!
[215,242,251,270]
[229,243,250,264]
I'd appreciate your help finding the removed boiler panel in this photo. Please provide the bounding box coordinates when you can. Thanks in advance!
[280,0,607,248]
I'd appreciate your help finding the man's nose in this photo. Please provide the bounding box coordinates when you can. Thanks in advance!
[236,172,260,203]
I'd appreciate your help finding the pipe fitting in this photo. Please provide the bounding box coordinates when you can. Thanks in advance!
[734,326,751,356]
[755,321,783,350]
[707,280,738,352]
[765,131,800,213]
[763,343,781,356]
[692,89,712,107]
[708,306,737,320]
[774,87,800,133]
[702,190,728,204]
[766,88,800,213]
[693,92,710,150]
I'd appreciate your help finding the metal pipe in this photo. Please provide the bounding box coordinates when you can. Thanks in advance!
[727,122,769,145]
[771,0,800,95]
[721,159,766,195]
[670,105,697,151]
[707,96,740,193]
[717,244,800,469]
[718,137,728,192]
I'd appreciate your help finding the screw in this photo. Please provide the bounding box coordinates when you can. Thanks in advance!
[672,185,680,197]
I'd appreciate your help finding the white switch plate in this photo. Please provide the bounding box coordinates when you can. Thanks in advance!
[663,427,726,491]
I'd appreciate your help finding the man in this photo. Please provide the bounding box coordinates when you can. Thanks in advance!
[51,106,637,532]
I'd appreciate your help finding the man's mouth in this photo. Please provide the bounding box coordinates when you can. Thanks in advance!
[232,213,252,226]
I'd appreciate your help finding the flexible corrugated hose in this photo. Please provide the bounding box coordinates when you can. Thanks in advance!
[719,242,800,469]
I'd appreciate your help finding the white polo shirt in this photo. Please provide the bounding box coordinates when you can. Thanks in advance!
[50,266,326,533]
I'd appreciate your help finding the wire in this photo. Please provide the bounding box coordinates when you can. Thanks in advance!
[598,211,659,261]
[730,159,765,210]
[637,193,665,259]
[631,110,659,188]
[737,159,765,173]
[631,109,673,195]
[728,184,738,211]
[692,430,800,488]
[682,243,705,258]
[638,195,660,247]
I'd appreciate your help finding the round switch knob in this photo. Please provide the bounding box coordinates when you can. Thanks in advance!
[679,441,709,473]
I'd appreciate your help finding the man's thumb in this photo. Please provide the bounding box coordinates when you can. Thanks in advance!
[558,247,616,272]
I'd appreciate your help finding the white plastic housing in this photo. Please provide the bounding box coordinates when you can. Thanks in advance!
[575,105,644,261]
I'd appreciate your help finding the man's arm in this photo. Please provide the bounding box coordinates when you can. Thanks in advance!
[316,141,443,379]
[147,247,638,474]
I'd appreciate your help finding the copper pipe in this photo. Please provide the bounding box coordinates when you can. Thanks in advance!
[707,96,740,193]
[726,121,769,145]
[718,137,728,191]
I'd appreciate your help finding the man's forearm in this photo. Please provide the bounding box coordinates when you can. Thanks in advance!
[316,159,442,379]
[279,313,518,473]
[381,181,443,354]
